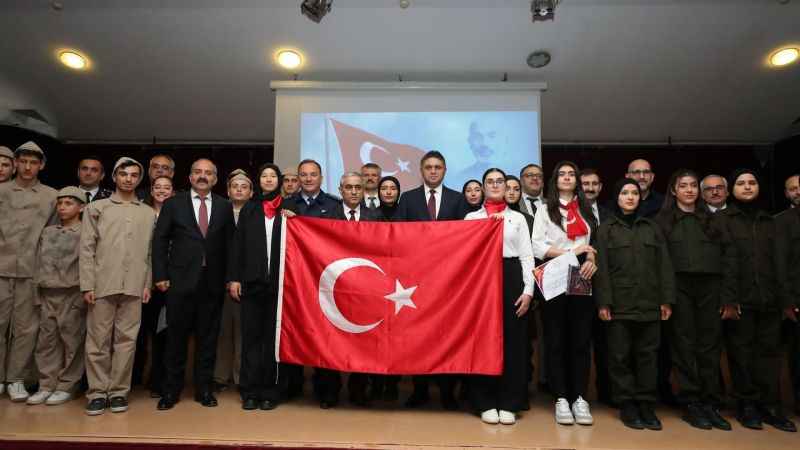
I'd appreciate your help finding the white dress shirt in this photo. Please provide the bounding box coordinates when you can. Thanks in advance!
[590,202,600,223]
[264,216,275,272]
[344,203,362,221]
[708,203,727,213]
[364,193,380,209]
[465,207,535,297]
[531,199,592,260]
[424,184,443,219]
[190,189,213,226]
[81,186,99,202]
[521,193,544,216]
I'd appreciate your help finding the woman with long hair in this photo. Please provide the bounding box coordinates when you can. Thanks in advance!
[654,169,735,430]
[462,179,483,212]
[505,175,534,235]
[465,168,533,425]
[228,163,288,411]
[595,178,674,430]
[531,161,598,426]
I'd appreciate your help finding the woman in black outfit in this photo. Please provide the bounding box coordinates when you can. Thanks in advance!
[377,176,401,222]
[228,163,288,411]
[462,179,483,212]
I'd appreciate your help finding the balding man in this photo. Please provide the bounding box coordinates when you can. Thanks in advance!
[776,174,800,415]
[152,158,235,410]
[137,154,176,200]
[626,159,663,218]
[701,175,729,213]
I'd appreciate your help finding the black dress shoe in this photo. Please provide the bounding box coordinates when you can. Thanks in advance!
[620,402,645,430]
[260,399,278,410]
[404,391,430,408]
[383,384,399,402]
[157,394,178,411]
[242,398,259,410]
[702,404,731,431]
[194,391,218,407]
[682,403,712,430]
[441,394,460,411]
[638,402,662,431]
[761,406,797,432]
[736,402,763,430]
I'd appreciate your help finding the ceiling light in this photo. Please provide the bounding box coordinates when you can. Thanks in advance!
[770,47,799,67]
[59,51,87,70]
[531,0,559,22]
[277,50,302,69]
[301,0,332,23]
[527,51,551,68]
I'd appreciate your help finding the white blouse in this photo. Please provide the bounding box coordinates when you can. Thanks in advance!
[265,216,275,272]
[531,199,592,259]
[465,207,535,297]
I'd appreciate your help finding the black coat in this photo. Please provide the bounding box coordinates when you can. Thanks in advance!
[152,191,235,296]
[227,199,283,289]
[331,203,381,222]
[285,191,339,218]
[395,185,469,221]
[776,207,800,305]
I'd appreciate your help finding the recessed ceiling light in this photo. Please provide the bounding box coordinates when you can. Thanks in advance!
[770,47,799,67]
[59,50,87,70]
[277,50,302,70]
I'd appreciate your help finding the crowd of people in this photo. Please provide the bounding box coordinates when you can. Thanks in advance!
[0,140,799,434]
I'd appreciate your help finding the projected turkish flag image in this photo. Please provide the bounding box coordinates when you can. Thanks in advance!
[277,217,504,375]
[330,119,424,189]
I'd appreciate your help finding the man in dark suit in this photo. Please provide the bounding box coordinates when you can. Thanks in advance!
[580,168,612,406]
[395,150,469,410]
[317,172,381,409]
[152,158,235,410]
[77,157,113,202]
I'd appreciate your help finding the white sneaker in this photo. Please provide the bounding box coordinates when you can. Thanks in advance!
[499,410,516,425]
[46,391,73,405]
[481,408,500,424]
[572,396,594,425]
[8,381,29,402]
[555,397,575,425]
[26,390,52,405]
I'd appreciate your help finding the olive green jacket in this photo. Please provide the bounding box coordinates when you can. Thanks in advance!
[774,206,800,307]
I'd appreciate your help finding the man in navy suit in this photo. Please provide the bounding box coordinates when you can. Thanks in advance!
[395,150,469,410]
[152,158,235,410]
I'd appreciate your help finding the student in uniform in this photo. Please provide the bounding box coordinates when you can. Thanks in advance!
[80,157,155,415]
[654,169,736,430]
[531,161,598,426]
[719,169,796,432]
[462,179,483,212]
[26,187,87,406]
[228,164,287,411]
[595,178,675,430]
[0,146,14,183]
[465,168,534,425]
[0,141,58,402]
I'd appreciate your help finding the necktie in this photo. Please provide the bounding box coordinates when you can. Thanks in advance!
[85,191,92,203]
[349,210,356,221]
[427,189,437,221]
[369,197,377,209]
[198,196,209,237]
[527,197,538,215]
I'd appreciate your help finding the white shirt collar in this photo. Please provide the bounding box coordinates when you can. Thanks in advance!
[522,192,542,203]
[424,184,443,196]
[81,186,99,196]
[190,188,209,200]
[344,203,361,216]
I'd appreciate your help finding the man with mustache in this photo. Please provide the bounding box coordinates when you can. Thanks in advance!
[152,158,235,410]
[626,159,663,218]
[776,174,800,416]
[701,174,729,213]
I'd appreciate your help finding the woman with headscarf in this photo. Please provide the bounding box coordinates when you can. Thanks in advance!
[462,179,483,212]
[377,176,401,222]
[465,168,533,425]
[717,168,796,432]
[228,163,289,411]
[531,161,598,426]
[654,169,736,431]
[595,178,675,430]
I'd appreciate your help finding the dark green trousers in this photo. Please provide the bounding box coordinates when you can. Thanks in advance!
[789,319,800,405]
[607,320,660,404]
[724,309,781,406]
[670,274,723,404]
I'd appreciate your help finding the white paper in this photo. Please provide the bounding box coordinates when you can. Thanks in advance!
[539,252,580,301]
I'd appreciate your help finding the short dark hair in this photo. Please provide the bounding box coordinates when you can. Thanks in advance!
[420,150,446,166]
[579,168,600,179]
[519,163,542,178]
[298,159,322,173]
[79,156,105,171]
[361,162,381,171]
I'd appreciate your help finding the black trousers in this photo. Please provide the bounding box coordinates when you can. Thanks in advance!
[313,368,342,403]
[786,319,800,406]
[607,320,660,404]
[591,307,611,403]
[410,375,457,401]
[670,273,723,405]
[469,258,529,412]
[724,308,782,407]
[133,290,167,393]
[239,282,284,402]
[164,271,223,396]
[542,292,594,402]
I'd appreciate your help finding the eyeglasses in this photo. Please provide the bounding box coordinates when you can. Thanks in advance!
[150,164,173,171]
[522,173,543,180]
[484,178,506,186]
[627,169,653,176]
[702,185,726,192]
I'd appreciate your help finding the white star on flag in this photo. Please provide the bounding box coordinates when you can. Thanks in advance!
[396,158,410,173]
[384,279,417,315]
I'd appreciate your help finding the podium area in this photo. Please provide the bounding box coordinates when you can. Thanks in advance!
[0,384,797,450]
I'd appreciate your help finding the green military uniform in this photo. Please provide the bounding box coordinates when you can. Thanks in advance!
[775,206,800,411]
[655,208,737,406]
[595,214,675,405]
[720,204,786,408]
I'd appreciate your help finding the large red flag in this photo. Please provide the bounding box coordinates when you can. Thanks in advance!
[330,119,424,189]
[277,217,504,375]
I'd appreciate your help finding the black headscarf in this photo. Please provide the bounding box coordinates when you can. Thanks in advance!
[462,179,483,213]
[612,178,641,227]
[728,168,763,216]
[378,176,400,220]
[255,163,283,201]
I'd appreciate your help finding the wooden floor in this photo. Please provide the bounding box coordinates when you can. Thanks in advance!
[0,386,798,450]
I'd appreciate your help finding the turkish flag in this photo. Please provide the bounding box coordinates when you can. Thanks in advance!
[277,217,504,375]
[330,119,424,189]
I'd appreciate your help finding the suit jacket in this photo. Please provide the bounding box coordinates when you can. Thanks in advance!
[89,187,113,202]
[227,199,283,289]
[152,190,235,296]
[519,195,545,217]
[331,203,381,222]
[285,191,340,218]
[395,185,469,221]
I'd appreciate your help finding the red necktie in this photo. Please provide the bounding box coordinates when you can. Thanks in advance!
[427,189,437,221]
[198,196,209,237]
